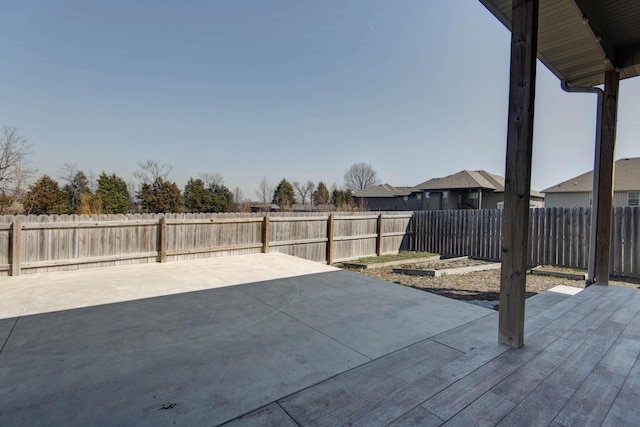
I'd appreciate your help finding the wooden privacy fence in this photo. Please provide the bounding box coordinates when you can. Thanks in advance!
[412,207,640,278]
[3,208,638,278]
[0,212,412,276]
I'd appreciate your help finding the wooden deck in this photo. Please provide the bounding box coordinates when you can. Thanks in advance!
[224,284,640,426]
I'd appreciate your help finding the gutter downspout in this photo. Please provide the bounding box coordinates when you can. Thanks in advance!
[560,80,603,286]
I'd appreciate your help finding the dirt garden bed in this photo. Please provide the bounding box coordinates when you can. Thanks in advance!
[392,257,501,277]
[530,265,587,280]
[340,253,638,304]
[339,251,439,269]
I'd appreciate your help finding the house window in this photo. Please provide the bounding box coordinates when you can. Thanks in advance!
[403,195,408,205]
[442,191,449,206]
[629,192,640,206]
[417,193,422,203]
[589,192,593,206]
[469,191,479,209]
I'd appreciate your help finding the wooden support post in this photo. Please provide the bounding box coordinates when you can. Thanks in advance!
[11,218,22,276]
[377,213,384,256]
[498,0,539,348]
[593,70,620,285]
[262,214,270,253]
[327,214,334,264]
[159,216,167,263]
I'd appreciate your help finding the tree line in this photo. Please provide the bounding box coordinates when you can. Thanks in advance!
[1,127,381,215]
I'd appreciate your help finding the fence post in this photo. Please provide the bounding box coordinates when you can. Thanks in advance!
[262,214,270,253]
[11,218,22,276]
[160,216,167,263]
[377,213,384,256]
[327,214,334,264]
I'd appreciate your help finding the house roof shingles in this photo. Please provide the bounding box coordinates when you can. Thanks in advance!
[354,184,412,198]
[356,170,544,200]
[542,158,640,194]
[411,170,505,192]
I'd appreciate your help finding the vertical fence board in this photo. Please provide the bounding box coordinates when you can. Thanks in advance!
[623,207,632,276]
[612,208,622,275]
[11,219,22,276]
[633,208,640,277]
[529,208,537,266]
[563,208,571,267]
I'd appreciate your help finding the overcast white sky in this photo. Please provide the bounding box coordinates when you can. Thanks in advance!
[2,0,638,199]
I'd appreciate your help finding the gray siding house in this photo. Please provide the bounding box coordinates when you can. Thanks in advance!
[411,170,513,210]
[352,184,413,211]
[543,157,640,208]
[354,170,544,211]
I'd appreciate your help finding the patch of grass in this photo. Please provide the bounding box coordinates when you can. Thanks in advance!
[352,251,438,265]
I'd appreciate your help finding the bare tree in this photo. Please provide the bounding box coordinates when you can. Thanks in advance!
[255,176,274,204]
[343,162,380,192]
[127,180,138,208]
[0,127,34,210]
[87,171,97,193]
[59,163,91,209]
[11,165,31,204]
[60,163,79,184]
[293,180,315,205]
[133,159,173,185]
[233,186,244,204]
[199,172,224,188]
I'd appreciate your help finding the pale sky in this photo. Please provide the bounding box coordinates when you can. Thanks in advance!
[2,0,639,200]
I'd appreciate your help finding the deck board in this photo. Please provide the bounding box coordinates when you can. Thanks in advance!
[386,406,443,427]
[221,403,297,427]
[603,352,640,426]
[275,285,640,427]
[277,339,462,426]
[439,391,514,427]
[497,381,575,426]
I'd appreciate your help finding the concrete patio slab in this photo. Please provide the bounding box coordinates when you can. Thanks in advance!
[0,252,338,319]
[0,253,494,426]
[241,270,491,359]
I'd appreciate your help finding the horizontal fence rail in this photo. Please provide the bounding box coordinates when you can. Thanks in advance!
[412,207,640,278]
[0,212,413,276]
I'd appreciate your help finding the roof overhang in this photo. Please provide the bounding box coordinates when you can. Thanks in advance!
[479,0,640,87]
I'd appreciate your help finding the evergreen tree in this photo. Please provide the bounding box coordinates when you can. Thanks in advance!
[184,178,213,213]
[23,175,69,214]
[137,178,183,213]
[183,178,233,213]
[210,184,234,213]
[272,179,297,208]
[312,181,331,205]
[96,172,130,214]
[332,188,354,207]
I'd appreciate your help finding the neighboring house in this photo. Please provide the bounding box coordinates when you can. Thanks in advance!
[290,204,336,212]
[412,170,503,210]
[352,184,413,211]
[250,204,281,212]
[542,157,640,208]
[354,170,544,211]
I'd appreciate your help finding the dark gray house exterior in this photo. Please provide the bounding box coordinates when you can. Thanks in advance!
[354,170,544,211]
[352,184,413,211]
